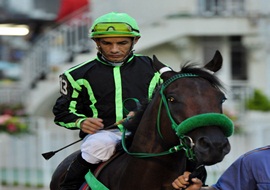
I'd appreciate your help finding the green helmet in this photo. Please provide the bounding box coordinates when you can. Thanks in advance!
[89,12,140,38]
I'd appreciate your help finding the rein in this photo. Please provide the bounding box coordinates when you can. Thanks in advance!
[121,73,234,161]
[121,128,195,159]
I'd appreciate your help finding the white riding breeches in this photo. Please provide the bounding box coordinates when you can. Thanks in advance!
[81,129,123,164]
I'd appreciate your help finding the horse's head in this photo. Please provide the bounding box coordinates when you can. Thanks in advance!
[153,51,234,166]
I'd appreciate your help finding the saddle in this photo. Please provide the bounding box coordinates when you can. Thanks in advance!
[93,150,124,177]
[83,150,124,190]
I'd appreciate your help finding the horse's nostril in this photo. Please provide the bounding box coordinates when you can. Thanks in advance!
[197,137,211,149]
[196,137,230,155]
[221,139,231,154]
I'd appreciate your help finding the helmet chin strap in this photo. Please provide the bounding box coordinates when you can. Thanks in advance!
[97,38,136,66]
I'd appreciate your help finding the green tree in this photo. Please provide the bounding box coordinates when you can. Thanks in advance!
[246,89,270,111]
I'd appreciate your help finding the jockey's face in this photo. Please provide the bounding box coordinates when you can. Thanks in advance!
[95,37,138,63]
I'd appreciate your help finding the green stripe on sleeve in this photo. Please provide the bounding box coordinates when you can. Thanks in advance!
[56,121,78,129]
[81,79,98,118]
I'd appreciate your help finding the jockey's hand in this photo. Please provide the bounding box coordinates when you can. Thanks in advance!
[127,111,135,118]
[80,118,104,134]
[172,171,203,190]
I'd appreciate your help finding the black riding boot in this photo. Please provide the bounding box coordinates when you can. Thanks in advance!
[60,153,98,190]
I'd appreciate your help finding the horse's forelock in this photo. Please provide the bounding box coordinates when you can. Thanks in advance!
[179,62,225,91]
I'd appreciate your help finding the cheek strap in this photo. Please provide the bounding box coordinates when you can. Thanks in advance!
[175,113,234,137]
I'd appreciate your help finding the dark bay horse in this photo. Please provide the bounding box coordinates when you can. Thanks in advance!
[50,51,234,190]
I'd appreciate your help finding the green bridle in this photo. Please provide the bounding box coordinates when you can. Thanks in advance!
[122,73,234,161]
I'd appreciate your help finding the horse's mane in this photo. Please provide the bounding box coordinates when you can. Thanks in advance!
[119,62,225,148]
[123,98,149,134]
[116,99,149,150]
[180,62,225,91]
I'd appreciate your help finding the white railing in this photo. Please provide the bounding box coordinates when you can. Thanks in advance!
[0,85,25,104]
[0,117,80,188]
[0,116,270,188]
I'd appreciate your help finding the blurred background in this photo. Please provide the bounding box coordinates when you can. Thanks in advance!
[0,0,270,189]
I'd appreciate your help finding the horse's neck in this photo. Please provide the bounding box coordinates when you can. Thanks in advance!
[129,113,159,152]
[129,99,164,151]
[129,96,174,154]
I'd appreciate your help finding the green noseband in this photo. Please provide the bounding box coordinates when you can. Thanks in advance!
[175,113,234,137]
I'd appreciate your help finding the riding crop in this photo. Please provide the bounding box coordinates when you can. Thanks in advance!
[41,117,131,160]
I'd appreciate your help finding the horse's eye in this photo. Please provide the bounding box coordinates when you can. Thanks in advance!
[222,97,227,103]
[168,97,175,102]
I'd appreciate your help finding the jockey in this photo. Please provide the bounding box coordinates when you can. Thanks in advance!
[53,12,160,189]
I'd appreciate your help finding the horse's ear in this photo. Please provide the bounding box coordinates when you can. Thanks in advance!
[204,50,223,73]
[153,55,166,71]
[153,55,174,79]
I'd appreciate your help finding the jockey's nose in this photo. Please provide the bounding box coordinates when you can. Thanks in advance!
[110,44,119,53]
